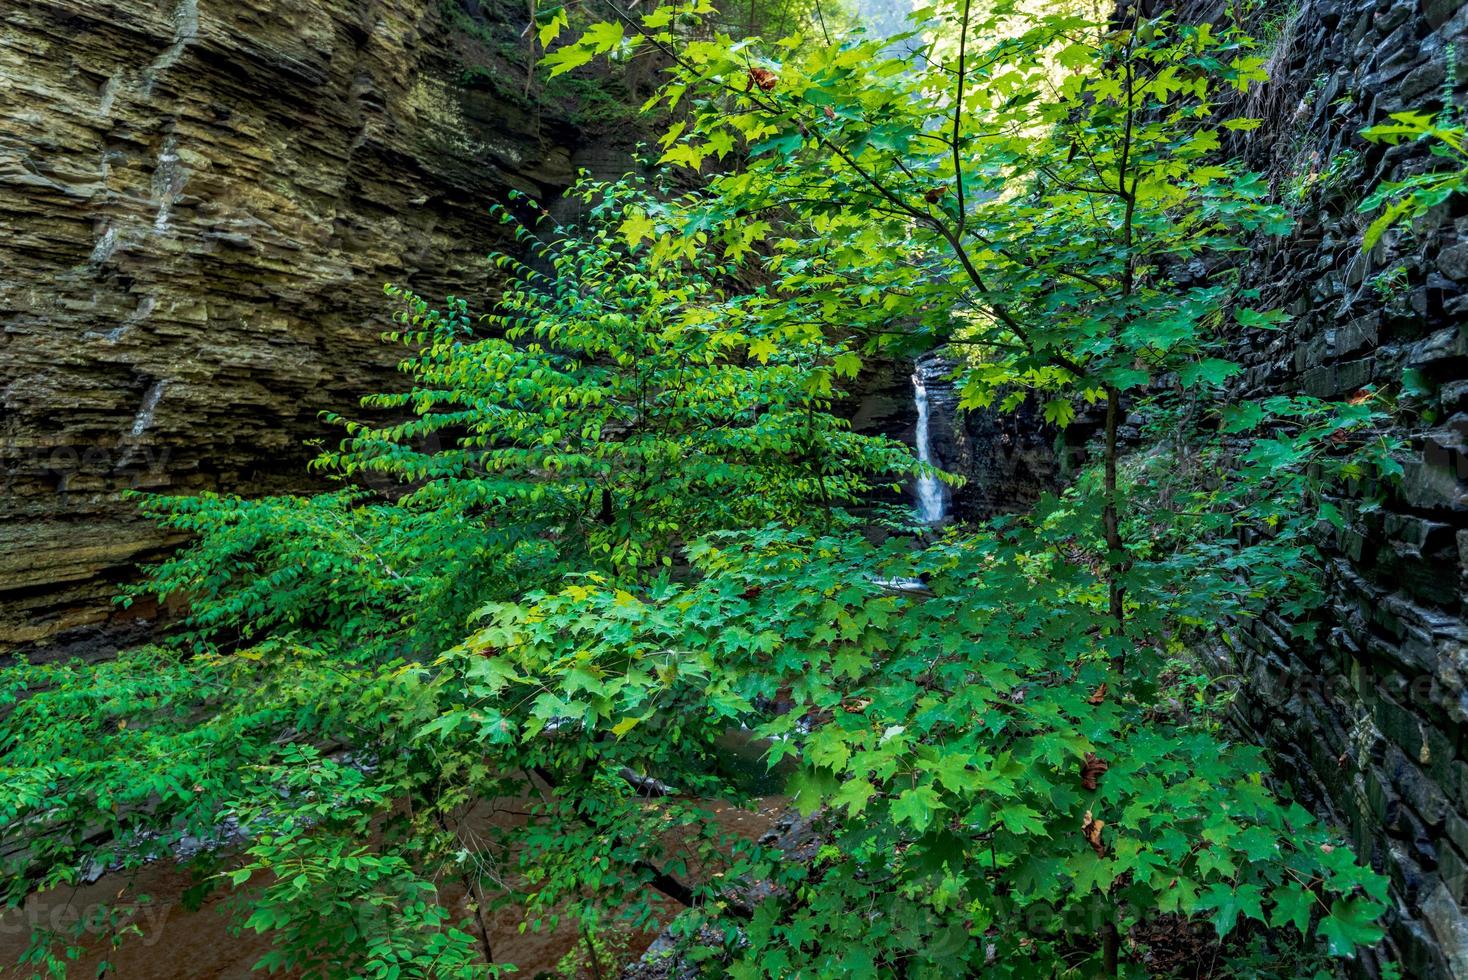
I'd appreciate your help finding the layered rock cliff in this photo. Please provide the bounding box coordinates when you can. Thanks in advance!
[0,0,636,652]
[1172,0,1468,974]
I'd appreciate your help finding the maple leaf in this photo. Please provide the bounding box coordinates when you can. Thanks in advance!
[1268,883,1313,934]
[892,785,943,831]
[1199,882,1265,937]
[618,210,656,250]
[748,337,778,363]
[833,778,876,815]
[1086,683,1108,705]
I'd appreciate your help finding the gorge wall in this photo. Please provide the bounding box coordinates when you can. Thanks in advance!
[1167,0,1468,974]
[5,0,1468,972]
[0,0,638,653]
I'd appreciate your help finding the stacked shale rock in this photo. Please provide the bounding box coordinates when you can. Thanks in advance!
[0,0,632,652]
[1176,0,1468,972]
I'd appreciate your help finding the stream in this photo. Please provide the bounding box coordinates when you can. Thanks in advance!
[1,729,797,979]
[0,797,786,979]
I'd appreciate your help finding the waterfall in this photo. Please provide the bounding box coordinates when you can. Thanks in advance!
[129,380,168,437]
[912,369,945,523]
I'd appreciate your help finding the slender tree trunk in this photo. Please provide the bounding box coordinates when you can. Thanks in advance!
[583,922,605,980]
[469,875,496,967]
[1103,383,1125,636]
[1102,919,1120,975]
[1097,23,1140,977]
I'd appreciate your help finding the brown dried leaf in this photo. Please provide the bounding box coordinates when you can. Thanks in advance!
[749,67,779,91]
[1081,809,1107,857]
[1080,752,1110,791]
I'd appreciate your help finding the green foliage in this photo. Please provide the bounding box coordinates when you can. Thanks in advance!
[119,179,910,659]
[1250,0,1300,50]
[549,920,634,978]
[335,179,910,573]
[1370,263,1409,302]
[556,0,1294,423]
[1287,148,1359,206]
[429,395,1395,975]
[0,2,1402,977]
[1359,110,1468,250]
[0,644,498,977]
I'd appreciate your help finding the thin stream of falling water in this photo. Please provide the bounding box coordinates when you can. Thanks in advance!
[130,380,168,436]
[912,369,945,523]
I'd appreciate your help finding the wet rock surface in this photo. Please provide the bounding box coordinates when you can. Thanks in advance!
[620,810,823,980]
[1168,0,1468,973]
[0,0,632,654]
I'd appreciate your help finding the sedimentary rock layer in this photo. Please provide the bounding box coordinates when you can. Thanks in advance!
[0,0,619,650]
[1178,0,1468,973]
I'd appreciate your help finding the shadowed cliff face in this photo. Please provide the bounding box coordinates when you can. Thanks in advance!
[1148,0,1468,974]
[0,0,632,652]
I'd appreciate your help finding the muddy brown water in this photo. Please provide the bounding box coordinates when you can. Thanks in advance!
[0,798,786,979]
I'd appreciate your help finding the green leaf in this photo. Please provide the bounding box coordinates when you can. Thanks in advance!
[996,803,1047,836]
[1042,399,1076,428]
[1401,366,1434,398]
[748,130,803,160]
[1268,883,1314,934]
[833,778,876,815]
[619,210,656,250]
[1199,883,1265,937]
[543,42,596,78]
[583,21,625,53]
[1317,896,1385,955]
[1220,402,1264,433]
[611,714,644,738]
[892,785,943,832]
[1179,358,1241,388]
[1361,198,1412,251]
[789,768,838,817]
[1234,307,1289,330]
[749,337,778,363]
[535,6,568,48]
